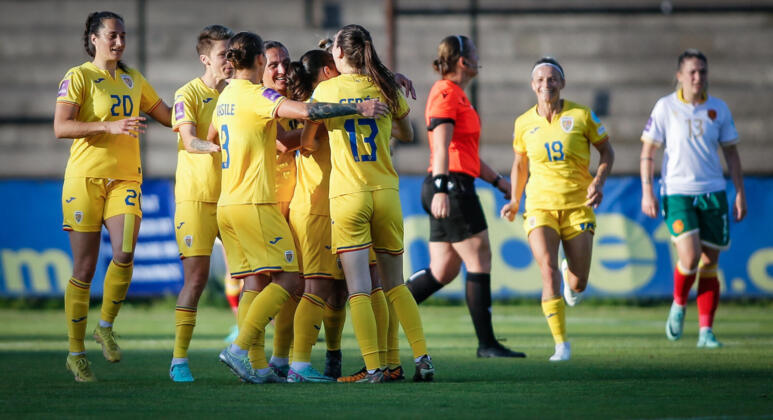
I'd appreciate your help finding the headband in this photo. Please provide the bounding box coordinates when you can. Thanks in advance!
[531,62,564,80]
[455,35,464,54]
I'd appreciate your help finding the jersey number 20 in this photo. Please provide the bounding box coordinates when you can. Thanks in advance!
[110,94,134,116]
[344,118,378,162]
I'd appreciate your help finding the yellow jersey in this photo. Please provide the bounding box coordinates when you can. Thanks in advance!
[290,135,333,216]
[172,77,222,203]
[275,118,301,203]
[211,79,286,206]
[310,74,409,198]
[512,100,609,210]
[56,61,162,182]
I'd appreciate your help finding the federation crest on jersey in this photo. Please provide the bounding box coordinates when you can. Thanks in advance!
[121,74,134,89]
[74,211,83,224]
[284,250,295,263]
[708,109,717,120]
[184,235,193,248]
[560,116,574,133]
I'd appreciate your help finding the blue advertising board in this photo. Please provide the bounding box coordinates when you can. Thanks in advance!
[1,177,772,299]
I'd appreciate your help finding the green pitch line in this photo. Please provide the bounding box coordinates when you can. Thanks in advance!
[1,304,771,418]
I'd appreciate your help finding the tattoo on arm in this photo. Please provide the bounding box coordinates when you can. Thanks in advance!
[307,102,358,120]
[190,138,215,152]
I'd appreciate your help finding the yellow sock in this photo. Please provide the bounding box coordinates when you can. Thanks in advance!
[173,306,197,358]
[272,296,299,359]
[349,293,381,371]
[386,300,401,368]
[371,288,388,367]
[100,260,132,324]
[248,330,266,367]
[541,297,567,344]
[292,293,325,364]
[234,283,289,369]
[65,277,91,353]
[386,285,428,359]
[323,303,346,351]
[237,290,259,329]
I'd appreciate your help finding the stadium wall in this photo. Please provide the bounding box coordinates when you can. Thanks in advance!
[1,0,772,177]
[2,176,772,299]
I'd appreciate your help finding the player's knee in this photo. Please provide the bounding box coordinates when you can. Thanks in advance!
[72,264,97,283]
[113,251,134,265]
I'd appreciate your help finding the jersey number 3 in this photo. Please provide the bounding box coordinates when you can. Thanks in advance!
[344,118,378,162]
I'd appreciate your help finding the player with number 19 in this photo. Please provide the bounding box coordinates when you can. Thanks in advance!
[53,11,172,382]
[501,57,614,362]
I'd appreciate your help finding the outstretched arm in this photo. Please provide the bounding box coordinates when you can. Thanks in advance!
[178,123,220,154]
[276,99,389,121]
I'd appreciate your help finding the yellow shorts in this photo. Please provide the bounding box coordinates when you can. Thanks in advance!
[330,189,403,255]
[523,206,596,240]
[62,178,142,232]
[289,209,344,280]
[217,203,299,278]
[175,201,219,258]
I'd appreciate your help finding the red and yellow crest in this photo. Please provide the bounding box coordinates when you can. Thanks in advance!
[708,109,717,120]
[672,219,684,234]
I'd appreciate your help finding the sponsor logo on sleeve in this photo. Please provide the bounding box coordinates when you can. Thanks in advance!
[174,102,185,121]
[57,80,70,97]
[120,74,134,89]
[597,125,606,135]
[560,116,574,133]
[262,88,282,102]
[644,117,653,132]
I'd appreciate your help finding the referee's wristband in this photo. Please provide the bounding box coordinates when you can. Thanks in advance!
[432,174,449,193]
[490,174,502,188]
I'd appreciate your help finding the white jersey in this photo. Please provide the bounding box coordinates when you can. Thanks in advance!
[641,91,738,195]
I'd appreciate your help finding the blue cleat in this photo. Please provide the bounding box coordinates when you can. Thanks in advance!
[665,302,685,341]
[269,361,290,378]
[697,328,722,349]
[287,365,335,383]
[218,347,260,383]
[170,362,195,382]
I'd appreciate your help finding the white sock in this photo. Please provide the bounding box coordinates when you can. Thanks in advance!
[171,357,188,366]
[229,343,247,357]
[700,326,712,334]
[270,356,289,366]
[290,361,311,371]
[99,320,113,328]
[414,354,430,363]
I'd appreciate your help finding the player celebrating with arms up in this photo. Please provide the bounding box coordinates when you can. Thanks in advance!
[302,24,434,383]
[210,31,387,384]
[641,49,746,348]
[168,24,234,383]
[501,57,614,361]
[54,11,171,382]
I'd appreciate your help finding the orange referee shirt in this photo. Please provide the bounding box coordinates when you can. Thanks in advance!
[425,79,481,178]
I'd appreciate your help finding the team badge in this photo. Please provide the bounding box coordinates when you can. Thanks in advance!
[184,235,193,248]
[708,109,717,120]
[57,80,70,97]
[560,116,574,133]
[284,250,295,263]
[74,211,83,224]
[672,220,684,235]
[528,216,537,228]
[121,74,134,89]
[174,102,185,121]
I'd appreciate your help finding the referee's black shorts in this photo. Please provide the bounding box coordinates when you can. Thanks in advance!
[421,172,488,243]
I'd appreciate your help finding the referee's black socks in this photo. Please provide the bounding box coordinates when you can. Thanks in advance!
[406,268,443,304]
[466,272,497,347]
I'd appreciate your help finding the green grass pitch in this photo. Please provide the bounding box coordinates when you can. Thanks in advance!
[1,303,772,418]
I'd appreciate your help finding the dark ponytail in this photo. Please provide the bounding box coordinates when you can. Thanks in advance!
[335,24,400,114]
[83,11,127,72]
[226,32,264,71]
[286,49,336,101]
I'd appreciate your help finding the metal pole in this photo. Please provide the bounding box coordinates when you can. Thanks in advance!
[386,0,396,70]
